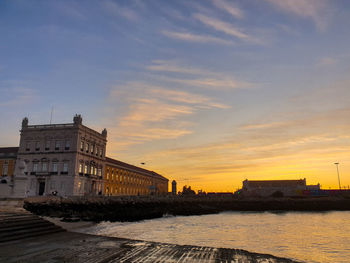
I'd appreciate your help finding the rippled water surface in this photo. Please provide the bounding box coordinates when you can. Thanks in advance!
[77,211,350,263]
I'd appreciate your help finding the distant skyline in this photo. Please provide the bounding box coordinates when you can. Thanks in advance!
[1,0,350,191]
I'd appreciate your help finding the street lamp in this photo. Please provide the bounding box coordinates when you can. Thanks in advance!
[334,162,341,190]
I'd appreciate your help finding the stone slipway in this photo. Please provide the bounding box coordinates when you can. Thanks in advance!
[0,230,300,263]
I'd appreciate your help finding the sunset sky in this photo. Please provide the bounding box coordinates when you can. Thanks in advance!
[1,0,350,192]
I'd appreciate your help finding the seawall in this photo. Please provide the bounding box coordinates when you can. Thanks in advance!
[23,195,350,222]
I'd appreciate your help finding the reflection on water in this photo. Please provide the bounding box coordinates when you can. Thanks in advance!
[77,211,350,263]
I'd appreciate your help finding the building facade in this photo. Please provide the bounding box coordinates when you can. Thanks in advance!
[104,157,168,196]
[15,115,106,197]
[0,147,18,181]
[6,114,168,197]
[241,179,320,197]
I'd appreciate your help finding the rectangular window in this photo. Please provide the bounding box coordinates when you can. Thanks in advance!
[25,142,31,151]
[86,143,89,153]
[45,141,50,150]
[79,163,83,173]
[35,141,40,151]
[55,141,60,150]
[80,141,84,151]
[95,147,98,156]
[33,163,38,172]
[98,168,102,177]
[100,148,103,157]
[2,163,8,176]
[91,145,94,154]
[107,169,109,180]
[52,163,58,172]
[90,166,94,175]
[65,140,70,150]
[84,165,88,174]
[63,162,68,172]
[94,167,97,175]
[42,162,47,172]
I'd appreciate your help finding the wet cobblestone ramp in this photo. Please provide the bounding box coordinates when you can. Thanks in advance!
[0,231,299,263]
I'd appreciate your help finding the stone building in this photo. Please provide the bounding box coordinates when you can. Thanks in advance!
[104,157,168,196]
[14,115,107,197]
[0,147,18,180]
[241,178,320,197]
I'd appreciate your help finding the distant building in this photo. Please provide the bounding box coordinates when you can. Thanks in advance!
[172,180,177,195]
[104,157,168,196]
[242,178,320,197]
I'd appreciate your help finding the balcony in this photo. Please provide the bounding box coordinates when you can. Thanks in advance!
[60,171,68,175]
[50,172,58,175]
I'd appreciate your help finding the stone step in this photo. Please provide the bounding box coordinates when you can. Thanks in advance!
[0,220,56,233]
[0,227,65,243]
[0,217,46,228]
[0,224,64,241]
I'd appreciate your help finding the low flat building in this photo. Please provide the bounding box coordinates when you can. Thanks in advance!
[242,178,320,197]
[104,157,168,196]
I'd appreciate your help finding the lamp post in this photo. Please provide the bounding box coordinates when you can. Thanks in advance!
[334,162,341,190]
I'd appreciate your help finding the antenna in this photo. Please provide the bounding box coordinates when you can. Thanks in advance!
[50,106,54,124]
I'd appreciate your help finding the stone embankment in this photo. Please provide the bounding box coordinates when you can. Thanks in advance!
[24,195,350,222]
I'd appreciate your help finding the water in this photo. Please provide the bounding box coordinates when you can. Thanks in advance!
[76,211,350,263]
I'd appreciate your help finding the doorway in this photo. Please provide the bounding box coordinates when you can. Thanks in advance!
[38,181,45,195]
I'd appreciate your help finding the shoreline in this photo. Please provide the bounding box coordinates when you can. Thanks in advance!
[24,195,350,222]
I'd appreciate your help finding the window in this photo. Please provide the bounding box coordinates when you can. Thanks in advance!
[65,140,70,150]
[35,141,40,151]
[25,142,31,151]
[90,166,94,175]
[2,163,8,176]
[80,141,84,151]
[107,169,109,180]
[45,141,50,150]
[91,145,94,154]
[52,162,58,172]
[79,163,83,174]
[85,143,89,153]
[42,162,47,172]
[63,162,68,172]
[100,148,103,157]
[33,163,38,172]
[95,147,98,156]
[94,167,97,175]
[84,164,88,174]
[98,168,102,177]
[55,141,60,150]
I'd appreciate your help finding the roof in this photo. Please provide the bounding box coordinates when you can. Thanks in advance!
[245,179,306,188]
[105,157,168,181]
[0,147,19,158]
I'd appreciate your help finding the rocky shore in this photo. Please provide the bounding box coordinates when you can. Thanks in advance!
[24,195,350,222]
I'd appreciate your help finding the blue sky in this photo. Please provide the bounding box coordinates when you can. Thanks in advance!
[1,0,350,191]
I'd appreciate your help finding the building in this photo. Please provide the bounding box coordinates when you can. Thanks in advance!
[241,178,320,197]
[14,115,107,197]
[0,147,18,181]
[171,180,177,195]
[4,114,168,197]
[104,157,168,196]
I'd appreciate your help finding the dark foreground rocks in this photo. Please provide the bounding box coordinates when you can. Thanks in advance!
[0,230,300,263]
[23,195,350,222]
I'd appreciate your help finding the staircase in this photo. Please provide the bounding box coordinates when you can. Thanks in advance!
[0,211,66,242]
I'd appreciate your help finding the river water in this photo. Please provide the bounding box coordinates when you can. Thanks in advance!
[76,211,350,263]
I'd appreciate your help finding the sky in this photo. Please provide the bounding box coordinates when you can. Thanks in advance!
[1,0,350,192]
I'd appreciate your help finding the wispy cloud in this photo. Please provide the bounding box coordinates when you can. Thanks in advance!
[162,30,233,45]
[102,0,139,21]
[316,57,337,67]
[212,0,244,19]
[0,87,39,107]
[107,85,229,148]
[146,60,252,90]
[194,13,260,43]
[266,0,331,31]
